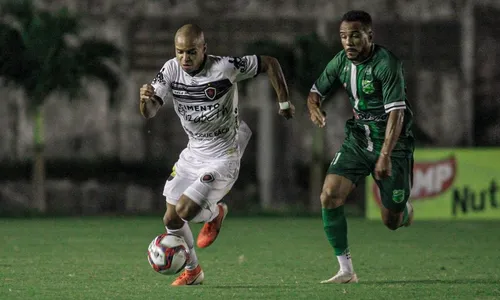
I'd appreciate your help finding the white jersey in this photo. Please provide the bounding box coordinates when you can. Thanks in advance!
[151,55,260,159]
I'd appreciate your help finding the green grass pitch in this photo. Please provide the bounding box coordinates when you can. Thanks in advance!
[1,216,499,299]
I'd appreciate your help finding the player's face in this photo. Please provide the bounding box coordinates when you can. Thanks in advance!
[175,36,206,73]
[339,21,372,62]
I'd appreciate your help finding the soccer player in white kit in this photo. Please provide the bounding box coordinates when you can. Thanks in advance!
[139,24,295,286]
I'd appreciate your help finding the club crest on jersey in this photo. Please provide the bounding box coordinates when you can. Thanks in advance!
[200,173,215,183]
[205,87,216,100]
[362,79,375,94]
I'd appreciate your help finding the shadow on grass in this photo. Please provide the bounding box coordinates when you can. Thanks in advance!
[198,284,299,289]
[199,278,500,288]
[361,279,500,285]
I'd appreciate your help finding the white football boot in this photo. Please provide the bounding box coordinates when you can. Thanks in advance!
[321,270,359,284]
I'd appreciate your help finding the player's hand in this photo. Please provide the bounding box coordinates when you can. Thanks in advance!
[307,98,326,128]
[374,153,392,180]
[279,102,295,120]
[140,84,155,103]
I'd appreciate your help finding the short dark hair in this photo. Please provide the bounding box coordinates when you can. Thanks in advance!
[341,10,372,28]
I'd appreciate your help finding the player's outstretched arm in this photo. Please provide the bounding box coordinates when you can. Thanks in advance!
[260,55,294,119]
[139,84,163,119]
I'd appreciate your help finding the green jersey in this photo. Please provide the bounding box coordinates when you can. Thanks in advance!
[311,44,414,156]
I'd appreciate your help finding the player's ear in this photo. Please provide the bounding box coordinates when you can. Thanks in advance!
[367,29,373,42]
[203,43,207,54]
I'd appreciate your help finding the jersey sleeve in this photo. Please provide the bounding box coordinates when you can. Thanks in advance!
[375,56,406,113]
[310,54,342,99]
[150,60,175,105]
[222,55,261,83]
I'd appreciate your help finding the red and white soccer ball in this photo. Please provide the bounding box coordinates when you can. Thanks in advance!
[147,233,190,275]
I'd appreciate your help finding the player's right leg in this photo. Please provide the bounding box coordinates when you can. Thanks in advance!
[163,202,204,286]
[320,174,358,284]
[320,142,371,284]
[163,163,205,286]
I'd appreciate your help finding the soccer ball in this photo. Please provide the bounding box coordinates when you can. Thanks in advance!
[147,233,190,275]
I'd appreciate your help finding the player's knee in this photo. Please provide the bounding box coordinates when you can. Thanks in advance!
[175,195,201,221]
[320,188,345,209]
[175,202,191,221]
[163,206,184,229]
[382,211,401,231]
[163,213,184,229]
[383,219,399,231]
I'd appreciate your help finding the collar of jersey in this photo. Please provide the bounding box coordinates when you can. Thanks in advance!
[186,55,208,77]
[351,44,376,65]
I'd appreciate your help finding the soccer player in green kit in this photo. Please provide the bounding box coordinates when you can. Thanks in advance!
[307,10,415,283]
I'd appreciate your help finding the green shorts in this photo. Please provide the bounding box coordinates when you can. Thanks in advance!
[327,140,414,212]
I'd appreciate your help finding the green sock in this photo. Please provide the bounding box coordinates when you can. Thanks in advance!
[401,205,409,226]
[322,206,348,256]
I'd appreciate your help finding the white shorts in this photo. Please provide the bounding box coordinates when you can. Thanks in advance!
[163,121,252,209]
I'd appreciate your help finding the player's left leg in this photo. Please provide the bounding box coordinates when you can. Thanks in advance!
[175,159,239,248]
[176,192,228,249]
[374,155,414,230]
[193,122,251,248]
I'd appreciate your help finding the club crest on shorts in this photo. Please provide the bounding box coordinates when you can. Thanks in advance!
[200,173,215,183]
[392,189,405,203]
[204,87,216,100]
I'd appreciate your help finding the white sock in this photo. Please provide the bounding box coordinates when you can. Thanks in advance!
[190,205,219,223]
[185,247,198,271]
[166,223,198,270]
[337,252,354,273]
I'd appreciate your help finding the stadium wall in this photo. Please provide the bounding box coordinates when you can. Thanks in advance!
[1,0,499,216]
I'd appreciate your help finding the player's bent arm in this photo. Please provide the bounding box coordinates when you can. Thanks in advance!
[140,96,163,119]
[306,91,327,127]
[260,55,289,104]
[380,109,405,156]
[307,91,322,110]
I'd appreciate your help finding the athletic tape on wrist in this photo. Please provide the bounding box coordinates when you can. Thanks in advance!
[279,101,290,110]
